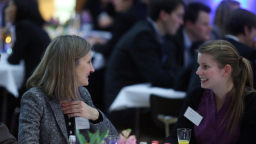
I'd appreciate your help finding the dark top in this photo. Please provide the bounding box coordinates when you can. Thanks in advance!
[165,88,256,144]
[168,28,203,92]
[83,0,116,31]
[64,111,103,138]
[104,20,177,109]
[194,89,239,144]
[93,2,147,59]
[223,38,256,88]
[0,122,18,144]
[8,20,51,90]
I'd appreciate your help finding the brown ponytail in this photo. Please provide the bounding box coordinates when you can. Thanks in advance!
[198,40,255,133]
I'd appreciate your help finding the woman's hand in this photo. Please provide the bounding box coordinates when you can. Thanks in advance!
[61,101,99,121]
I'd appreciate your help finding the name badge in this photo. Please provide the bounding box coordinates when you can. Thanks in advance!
[184,107,203,126]
[75,117,90,129]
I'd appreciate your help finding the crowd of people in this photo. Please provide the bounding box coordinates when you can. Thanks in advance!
[0,0,256,143]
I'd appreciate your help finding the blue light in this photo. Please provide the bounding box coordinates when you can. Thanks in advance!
[209,0,256,24]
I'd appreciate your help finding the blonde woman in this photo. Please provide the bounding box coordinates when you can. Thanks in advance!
[18,35,118,143]
[165,40,256,144]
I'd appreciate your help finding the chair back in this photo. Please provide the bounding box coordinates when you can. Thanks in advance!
[150,94,185,130]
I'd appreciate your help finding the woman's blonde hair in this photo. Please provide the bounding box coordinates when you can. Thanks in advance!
[27,35,91,101]
[198,40,254,133]
[214,0,240,37]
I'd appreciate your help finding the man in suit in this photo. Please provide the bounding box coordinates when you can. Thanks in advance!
[171,2,212,92]
[0,122,17,144]
[224,8,256,87]
[104,0,184,127]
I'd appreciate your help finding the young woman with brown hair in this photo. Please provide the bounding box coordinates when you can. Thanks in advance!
[165,40,256,144]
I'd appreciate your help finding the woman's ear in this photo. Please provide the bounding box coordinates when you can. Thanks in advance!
[223,64,231,77]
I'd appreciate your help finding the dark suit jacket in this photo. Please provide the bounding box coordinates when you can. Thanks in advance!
[8,20,51,90]
[223,38,256,87]
[93,2,147,59]
[168,28,203,92]
[18,87,118,143]
[0,123,17,144]
[165,88,256,144]
[104,20,177,109]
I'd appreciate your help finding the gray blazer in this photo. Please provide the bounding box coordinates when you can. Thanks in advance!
[18,87,118,144]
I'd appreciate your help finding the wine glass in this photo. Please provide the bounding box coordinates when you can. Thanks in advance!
[177,128,191,144]
[104,135,119,144]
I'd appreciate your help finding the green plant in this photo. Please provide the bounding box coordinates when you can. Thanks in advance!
[76,129,109,144]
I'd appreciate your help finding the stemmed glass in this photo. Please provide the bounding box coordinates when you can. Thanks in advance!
[103,135,119,144]
[177,128,191,144]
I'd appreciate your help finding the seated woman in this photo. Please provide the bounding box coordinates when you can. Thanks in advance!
[165,40,256,144]
[0,122,17,144]
[5,0,51,95]
[18,35,118,143]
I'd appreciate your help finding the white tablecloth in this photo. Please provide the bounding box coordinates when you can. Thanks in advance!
[0,53,24,97]
[109,83,186,112]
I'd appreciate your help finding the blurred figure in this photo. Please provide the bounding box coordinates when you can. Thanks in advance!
[224,8,256,87]
[5,0,51,96]
[0,122,17,144]
[83,0,116,31]
[171,2,211,92]
[85,0,147,111]
[165,40,256,144]
[89,0,147,59]
[105,0,184,127]
[3,0,51,137]
[212,0,240,39]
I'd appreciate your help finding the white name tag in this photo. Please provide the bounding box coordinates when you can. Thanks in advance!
[75,117,90,129]
[184,107,203,126]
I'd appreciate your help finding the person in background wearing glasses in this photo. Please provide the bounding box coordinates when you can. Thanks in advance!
[165,40,256,144]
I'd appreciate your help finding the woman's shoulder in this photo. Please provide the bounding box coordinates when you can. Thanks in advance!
[22,87,50,101]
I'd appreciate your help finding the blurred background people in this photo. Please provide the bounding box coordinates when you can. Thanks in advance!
[166,40,256,144]
[89,0,148,59]
[171,2,212,92]
[85,0,147,111]
[211,0,240,39]
[18,35,118,143]
[5,0,51,96]
[1,0,51,138]
[224,8,256,87]
[105,0,184,128]
[82,0,116,31]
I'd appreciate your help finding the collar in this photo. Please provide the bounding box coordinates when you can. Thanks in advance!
[225,34,240,42]
[147,17,164,44]
[183,29,192,50]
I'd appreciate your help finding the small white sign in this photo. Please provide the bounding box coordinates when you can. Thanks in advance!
[184,107,203,126]
[75,117,90,129]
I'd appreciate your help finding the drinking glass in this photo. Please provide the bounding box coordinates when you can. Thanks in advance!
[177,128,191,144]
[104,135,119,144]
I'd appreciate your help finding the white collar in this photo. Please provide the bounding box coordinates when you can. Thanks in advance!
[225,34,240,42]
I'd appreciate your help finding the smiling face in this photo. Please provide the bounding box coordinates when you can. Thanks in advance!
[196,53,226,91]
[76,51,95,87]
